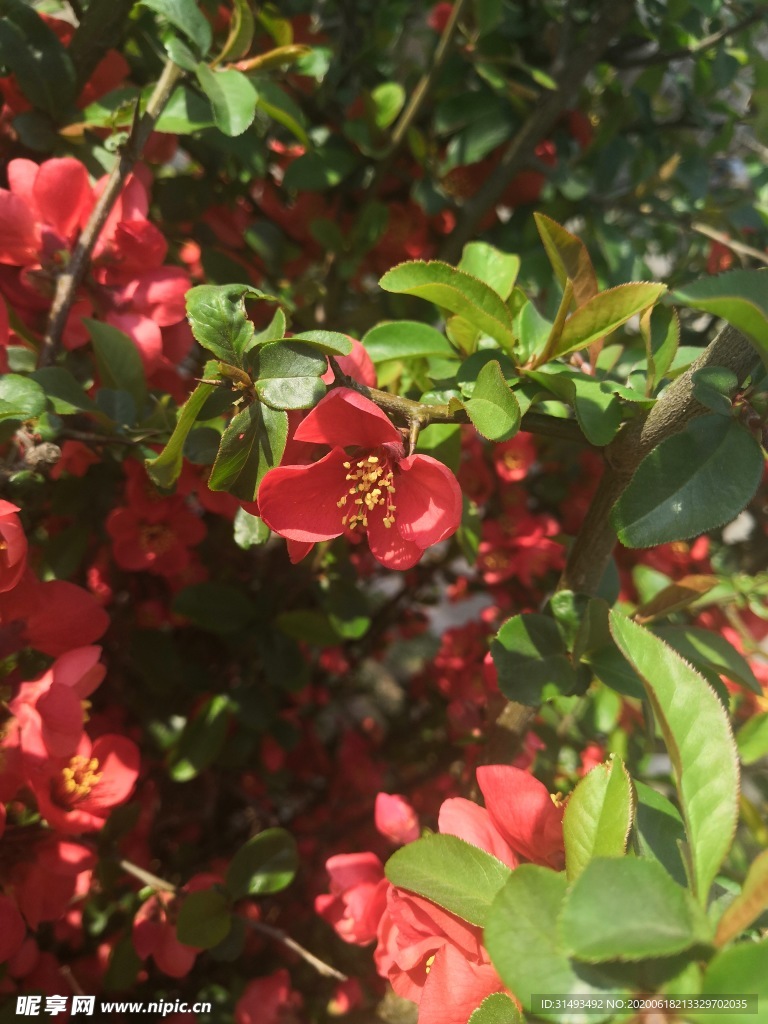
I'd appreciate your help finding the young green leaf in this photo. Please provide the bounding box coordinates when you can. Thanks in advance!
[216,0,255,63]
[736,712,768,765]
[553,282,666,359]
[226,828,299,899]
[463,360,521,441]
[563,756,635,881]
[458,243,520,300]
[385,834,512,927]
[362,321,456,363]
[195,65,258,136]
[653,625,762,694]
[609,611,740,903]
[641,305,679,395]
[145,382,217,489]
[380,261,517,351]
[689,940,768,1024]
[714,849,768,946]
[534,214,598,308]
[559,857,709,961]
[611,416,764,548]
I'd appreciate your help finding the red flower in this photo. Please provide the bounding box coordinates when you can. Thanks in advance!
[106,497,206,577]
[258,389,462,570]
[314,852,389,945]
[0,500,27,592]
[375,792,420,845]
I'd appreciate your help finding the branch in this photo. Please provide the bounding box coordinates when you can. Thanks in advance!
[118,858,177,892]
[560,323,760,594]
[248,920,348,982]
[38,58,184,369]
[438,0,636,263]
[691,222,768,267]
[611,10,765,68]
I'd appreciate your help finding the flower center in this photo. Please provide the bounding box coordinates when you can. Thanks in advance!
[54,755,102,807]
[140,523,174,554]
[336,454,397,530]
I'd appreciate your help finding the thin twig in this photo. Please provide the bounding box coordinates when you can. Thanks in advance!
[691,222,768,267]
[38,58,184,369]
[118,858,177,893]
[613,11,765,68]
[60,428,144,446]
[248,919,348,982]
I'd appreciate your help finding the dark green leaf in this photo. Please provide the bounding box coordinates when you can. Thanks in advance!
[386,834,512,927]
[0,0,76,118]
[279,331,353,356]
[209,402,288,501]
[140,0,213,55]
[632,781,688,888]
[85,320,147,411]
[254,341,327,410]
[463,360,521,441]
[380,261,516,351]
[563,756,635,881]
[672,269,768,364]
[226,828,299,899]
[491,614,578,706]
[145,382,217,489]
[254,79,308,146]
[176,889,231,949]
[468,993,523,1024]
[559,857,708,961]
[611,416,764,547]
[525,368,623,446]
[691,366,738,416]
[282,142,358,191]
[186,284,277,365]
[31,368,97,416]
[610,612,740,903]
[168,695,232,781]
[196,64,258,136]
[0,374,46,423]
[654,626,761,694]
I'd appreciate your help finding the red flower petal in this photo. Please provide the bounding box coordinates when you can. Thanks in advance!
[419,945,506,1024]
[394,454,462,546]
[258,448,350,542]
[477,765,565,869]
[0,189,40,265]
[33,158,92,241]
[438,798,518,869]
[295,388,402,449]
[366,510,424,569]
[78,734,140,813]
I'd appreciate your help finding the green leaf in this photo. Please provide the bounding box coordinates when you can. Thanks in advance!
[186,284,276,365]
[282,331,353,356]
[553,283,667,358]
[654,626,762,695]
[172,582,257,634]
[559,857,707,962]
[534,214,598,308]
[0,0,76,118]
[691,366,738,416]
[176,889,231,949]
[458,243,520,301]
[154,85,215,133]
[168,695,232,781]
[525,368,623,446]
[485,867,618,1024]
[632,781,688,888]
[385,834,512,927]
[209,402,288,501]
[253,341,326,410]
[254,79,309,146]
[689,940,768,1024]
[195,64,258,136]
[252,308,287,347]
[611,416,764,547]
[609,611,740,903]
[31,368,97,416]
[225,828,299,899]
[463,360,521,441]
[0,374,46,423]
[715,850,768,946]
[380,261,517,352]
[491,614,577,706]
[369,81,405,129]
[85,320,147,411]
[140,0,212,55]
[672,269,768,364]
[282,142,358,191]
[145,382,217,489]
[736,712,768,765]
[233,507,270,549]
[362,321,456,363]
[467,993,523,1024]
[641,305,679,394]
[563,756,635,881]
[217,0,255,62]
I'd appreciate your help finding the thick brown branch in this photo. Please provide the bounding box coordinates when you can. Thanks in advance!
[560,323,760,594]
[38,58,184,369]
[439,0,636,263]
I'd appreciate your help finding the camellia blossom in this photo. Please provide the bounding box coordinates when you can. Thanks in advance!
[258,389,462,570]
[0,500,27,592]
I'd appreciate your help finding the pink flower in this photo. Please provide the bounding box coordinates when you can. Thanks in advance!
[492,434,536,483]
[235,969,303,1024]
[314,852,389,945]
[258,389,462,569]
[0,500,27,593]
[375,793,420,844]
